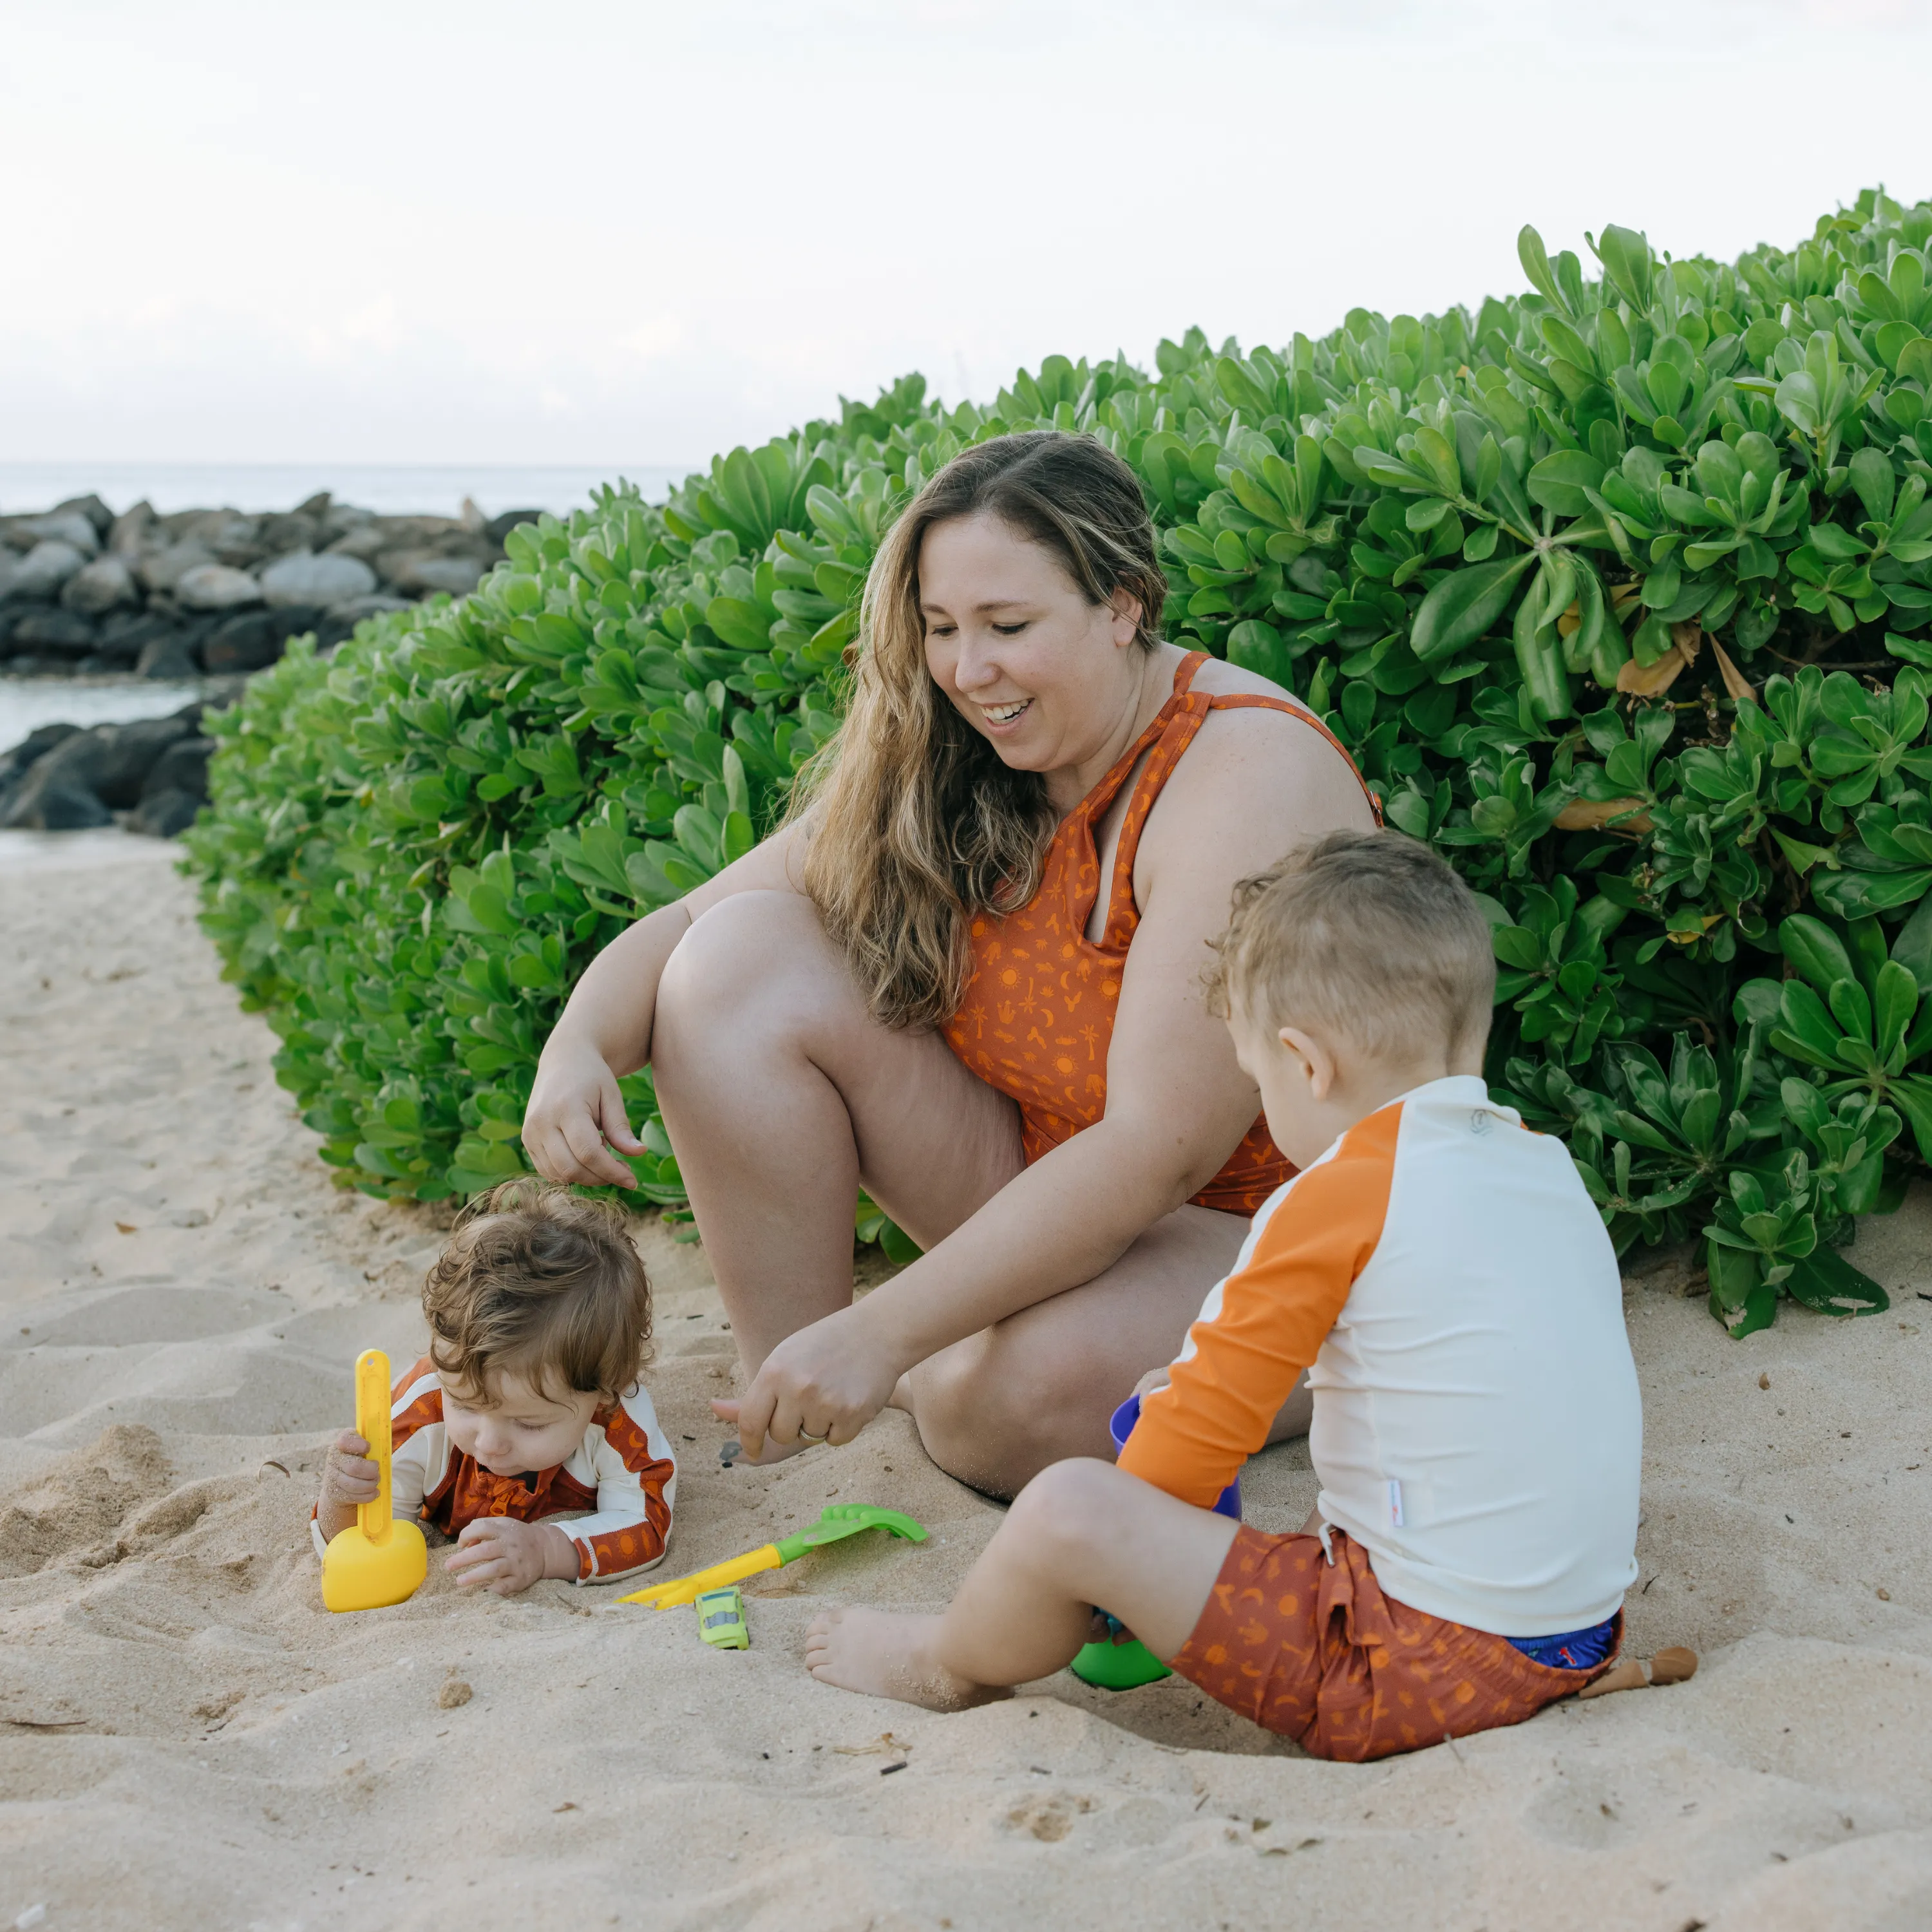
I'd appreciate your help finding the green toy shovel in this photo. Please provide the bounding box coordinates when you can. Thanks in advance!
[618,1504,927,1609]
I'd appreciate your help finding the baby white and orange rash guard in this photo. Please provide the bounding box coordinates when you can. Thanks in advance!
[310,1356,677,1584]
[1119,1074,1642,1640]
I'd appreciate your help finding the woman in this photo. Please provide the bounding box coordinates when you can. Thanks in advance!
[523,432,1377,1497]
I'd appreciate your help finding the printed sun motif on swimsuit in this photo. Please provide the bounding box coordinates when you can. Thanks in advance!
[942,651,1379,1216]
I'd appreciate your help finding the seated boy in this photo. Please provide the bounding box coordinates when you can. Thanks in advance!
[806,830,1642,1761]
[314,1179,676,1595]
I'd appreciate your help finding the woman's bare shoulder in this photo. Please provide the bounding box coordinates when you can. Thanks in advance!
[1181,656,1334,762]
[1146,656,1373,851]
[1182,652,1305,706]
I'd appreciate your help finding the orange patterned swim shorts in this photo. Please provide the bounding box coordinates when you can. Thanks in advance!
[1168,1525,1616,1762]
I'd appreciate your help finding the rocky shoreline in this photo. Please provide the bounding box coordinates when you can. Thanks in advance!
[0,695,235,836]
[0,490,536,679]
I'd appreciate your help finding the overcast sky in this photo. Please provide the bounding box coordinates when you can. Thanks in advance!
[4,0,1929,469]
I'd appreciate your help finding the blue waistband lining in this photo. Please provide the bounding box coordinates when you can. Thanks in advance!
[1506,1616,1618,1671]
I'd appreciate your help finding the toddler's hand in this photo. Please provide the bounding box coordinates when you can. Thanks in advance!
[447,1517,578,1596]
[321,1430,379,1508]
[1133,1366,1171,1400]
[316,1430,379,1542]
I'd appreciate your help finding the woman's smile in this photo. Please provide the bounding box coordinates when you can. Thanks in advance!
[975,696,1034,730]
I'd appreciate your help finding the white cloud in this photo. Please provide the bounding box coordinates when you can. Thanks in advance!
[1,0,1927,466]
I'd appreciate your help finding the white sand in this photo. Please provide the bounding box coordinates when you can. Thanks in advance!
[3,829,1931,1931]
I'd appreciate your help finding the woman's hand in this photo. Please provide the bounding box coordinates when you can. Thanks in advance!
[524,846,803,1189]
[522,1034,647,1188]
[712,1304,906,1463]
[316,1429,377,1542]
[446,1517,580,1595]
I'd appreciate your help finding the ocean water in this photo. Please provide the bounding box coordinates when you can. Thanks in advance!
[0,676,209,757]
[0,462,690,520]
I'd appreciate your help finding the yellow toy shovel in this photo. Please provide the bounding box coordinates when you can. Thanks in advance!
[618,1505,926,1609]
[322,1349,428,1613]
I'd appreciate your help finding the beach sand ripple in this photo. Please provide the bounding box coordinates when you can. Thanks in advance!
[3,830,1930,1929]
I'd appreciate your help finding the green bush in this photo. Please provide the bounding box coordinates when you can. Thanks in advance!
[185,187,1932,1336]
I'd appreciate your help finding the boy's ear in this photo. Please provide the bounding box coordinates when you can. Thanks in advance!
[1278,1024,1338,1102]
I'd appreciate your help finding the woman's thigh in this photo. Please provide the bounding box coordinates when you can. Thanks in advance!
[905,1201,1256,1498]
[652,889,1025,1280]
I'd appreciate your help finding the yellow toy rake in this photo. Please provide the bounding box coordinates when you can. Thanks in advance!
[618,1504,926,1609]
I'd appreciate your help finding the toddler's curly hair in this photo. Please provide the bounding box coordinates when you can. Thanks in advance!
[421,1179,653,1404]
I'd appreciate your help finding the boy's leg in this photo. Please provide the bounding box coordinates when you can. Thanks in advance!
[806,1459,1240,1710]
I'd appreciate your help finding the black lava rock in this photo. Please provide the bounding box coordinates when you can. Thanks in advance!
[486,508,545,546]
[96,715,198,808]
[142,735,213,802]
[200,603,325,673]
[19,777,115,830]
[98,611,181,667]
[0,723,81,809]
[128,787,205,837]
[2,714,196,826]
[9,608,98,658]
[136,629,203,678]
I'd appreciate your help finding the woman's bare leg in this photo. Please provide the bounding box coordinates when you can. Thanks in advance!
[805,1459,1240,1709]
[651,889,1025,1374]
[653,888,1307,1493]
[900,1204,1251,1496]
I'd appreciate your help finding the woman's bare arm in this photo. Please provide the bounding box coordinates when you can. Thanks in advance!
[523,818,810,1187]
[729,709,1376,1453]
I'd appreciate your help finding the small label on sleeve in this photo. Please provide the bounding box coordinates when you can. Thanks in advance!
[1387,1479,1405,1528]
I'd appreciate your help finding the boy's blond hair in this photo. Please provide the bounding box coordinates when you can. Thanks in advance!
[1207,830,1495,1066]
[421,1179,653,1405]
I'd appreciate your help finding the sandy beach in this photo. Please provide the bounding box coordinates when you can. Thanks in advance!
[3,831,1930,1931]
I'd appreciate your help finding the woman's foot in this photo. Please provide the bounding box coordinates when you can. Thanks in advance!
[804,1607,1007,1712]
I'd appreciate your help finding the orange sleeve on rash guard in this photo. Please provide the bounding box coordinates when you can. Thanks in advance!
[1117,1103,1401,1509]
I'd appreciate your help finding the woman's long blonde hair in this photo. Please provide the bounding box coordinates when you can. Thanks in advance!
[795,431,1169,1030]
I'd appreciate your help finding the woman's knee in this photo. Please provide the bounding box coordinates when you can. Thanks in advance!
[910,1330,1090,1497]
[655,892,840,1071]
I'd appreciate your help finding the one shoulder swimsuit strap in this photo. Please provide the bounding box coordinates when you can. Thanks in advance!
[1068,650,1206,831]
[1097,651,1382,954]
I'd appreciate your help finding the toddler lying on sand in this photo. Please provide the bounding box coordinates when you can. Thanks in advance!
[808,831,1643,1761]
[315,1180,676,1595]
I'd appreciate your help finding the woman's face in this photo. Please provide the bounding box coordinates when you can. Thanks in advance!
[920,512,1142,777]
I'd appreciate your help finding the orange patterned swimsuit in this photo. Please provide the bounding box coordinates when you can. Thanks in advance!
[942,651,1377,1215]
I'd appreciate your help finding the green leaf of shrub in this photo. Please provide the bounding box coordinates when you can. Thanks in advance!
[1411,554,1533,662]
[176,192,1932,1307]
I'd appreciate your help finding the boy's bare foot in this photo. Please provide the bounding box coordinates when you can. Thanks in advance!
[805,1607,1007,1712]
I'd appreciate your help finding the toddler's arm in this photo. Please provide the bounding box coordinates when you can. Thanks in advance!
[1121,1117,1395,1508]
[316,1430,377,1544]
[558,1387,677,1582]
[310,1382,434,1556]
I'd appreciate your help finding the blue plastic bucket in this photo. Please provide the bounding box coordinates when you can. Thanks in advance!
[1108,1394,1242,1520]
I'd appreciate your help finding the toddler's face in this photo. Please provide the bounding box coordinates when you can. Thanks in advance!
[439,1368,603,1477]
